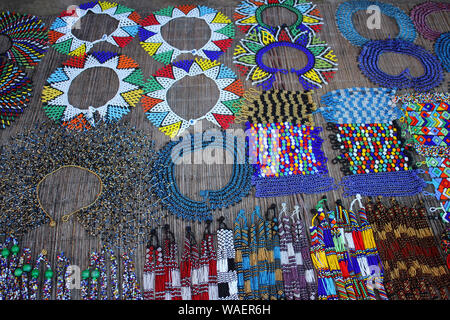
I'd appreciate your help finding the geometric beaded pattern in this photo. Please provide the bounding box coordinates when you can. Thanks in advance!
[41,51,144,131]
[233,0,323,36]
[0,61,32,129]
[0,11,49,68]
[139,5,235,64]
[142,58,244,138]
[410,2,450,41]
[49,1,141,56]
[233,27,337,90]
[358,38,444,92]
[336,1,416,47]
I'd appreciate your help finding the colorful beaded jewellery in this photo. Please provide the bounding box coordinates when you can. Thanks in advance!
[42,51,144,131]
[139,5,235,64]
[435,32,450,72]
[234,0,323,36]
[162,224,182,300]
[233,27,337,90]
[235,88,318,125]
[319,87,402,124]
[49,1,141,56]
[143,58,244,138]
[266,204,285,299]
[395,92,450,105]
[150,132,254,221]
[217,217,239,300]
[198,223,218,300]
[335,1,416,47]
[180,226,201,300]
[0,60,32,128]
[234,209,252,299]
[0,11,48,68]
[56,252,72,300]
[248,122,336,197]
[358,38,444,92]
[143,229,165,300]
[410,2,450,41]
[0,123,164,249]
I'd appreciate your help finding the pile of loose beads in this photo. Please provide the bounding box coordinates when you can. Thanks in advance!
[358,38,444,92]
[410,2,450,41]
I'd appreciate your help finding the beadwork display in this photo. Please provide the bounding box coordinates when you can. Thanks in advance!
[0,11,48,68]
[248,122,336,197]
[358,39,444,92]
[335,1,416,47]
[435,32,450,72]
[233,27,337,90]
[217,217,239,300]
[42,51,145,131]
[234,0,323,36]
[139,5,235,64]
[0,60,32,128]
[0,123,165,249]
[143,58,244,138]
[49,1,141,56]
[150,132,254,221]
[410,2,450,41]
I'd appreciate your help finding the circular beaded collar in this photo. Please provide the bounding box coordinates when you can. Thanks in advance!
[42,51,144,131]
[233,27,338,90]
[150,132,254,221]
[435,32,450,72]
[358,38,444,92]
[0,11,49,68]
[48,1,141,56]
[336,0,416,47]
[233,0,323,36]
[411,2,450,41]
[0,60,32,128]
[143,58,244,138]
[139,5,235,64]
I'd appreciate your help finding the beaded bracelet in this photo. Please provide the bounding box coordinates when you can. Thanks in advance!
[435,32,450,72]
[335,1,416,47]
[358,38,444,92]
[410,2,450,41]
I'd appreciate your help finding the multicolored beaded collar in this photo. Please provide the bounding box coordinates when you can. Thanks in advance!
[139,5,235,64]
[0,11,48,68]
[234,0,323,36]
[42,51,145,131]
[410,2,450,41]
[0,60,32,129]
[233,27,337,90]
[49,1,141,56]
[143,58,244,138]
[150,132,254,221]
[358,38,444,92]
[335,1,416,47]
[435,32,450,72]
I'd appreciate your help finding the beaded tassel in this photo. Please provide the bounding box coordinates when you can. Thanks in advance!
[162,225,182,300]
[206,232,218,300]
[270,214,284,299]
[217,218,239,300]
[234,209,252,300]
[264,209,277,300]
[180,227,195,300]
[198,237,210,300]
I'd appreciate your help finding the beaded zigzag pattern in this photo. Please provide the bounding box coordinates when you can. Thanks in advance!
[143,58,244,138]
[335,1,416,47]
[410,2,450,41]
[42,51,145,131]
[236,89,318,125]
[139,5,235,64]
[0,61,32,129]
[435,32,450,72]
[233,0,323,36]
[358,38,444,92]
[49,1,141,56]
[233,27,337,90]
[0,11,49,68]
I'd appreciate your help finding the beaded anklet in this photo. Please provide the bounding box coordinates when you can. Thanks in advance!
[233,27,337,90]
[0,11,48,68]
[410,2,450,41]
[49,1,140,56]
[235,88,318,125]
[234,0,323,36]
[150,132,254,221]
[217,217,239,300]
[0,60,33,128]
[358,38,444,92]
[435,32,450,72]
[336,1,416,47]
[42,51,145,130]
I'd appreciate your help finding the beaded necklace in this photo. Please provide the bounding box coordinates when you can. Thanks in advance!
[234,209,252,300]
[31,251,53,300]
[56,252,71,300]
[217,217,238,300]
[121,252,142,300]
[410,2,450,41]
[358,38,444,92]
[435,32,450,72]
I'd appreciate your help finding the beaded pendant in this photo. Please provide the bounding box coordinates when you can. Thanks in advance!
[49,1,141,56]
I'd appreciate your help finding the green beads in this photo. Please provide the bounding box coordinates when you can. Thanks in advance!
[44,269,53,279]
[82,269,90,280]
[1,248,9,258]
[31,269,39,279]
[14,268,23,277]
[22,264,32,272]
[91,269,100,279]
[11,245,19,255]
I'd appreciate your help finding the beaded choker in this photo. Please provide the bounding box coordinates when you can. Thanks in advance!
[435,32,450,72]
[411,2,450,41]
[358,38,444,92]
[235,88,318,125]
